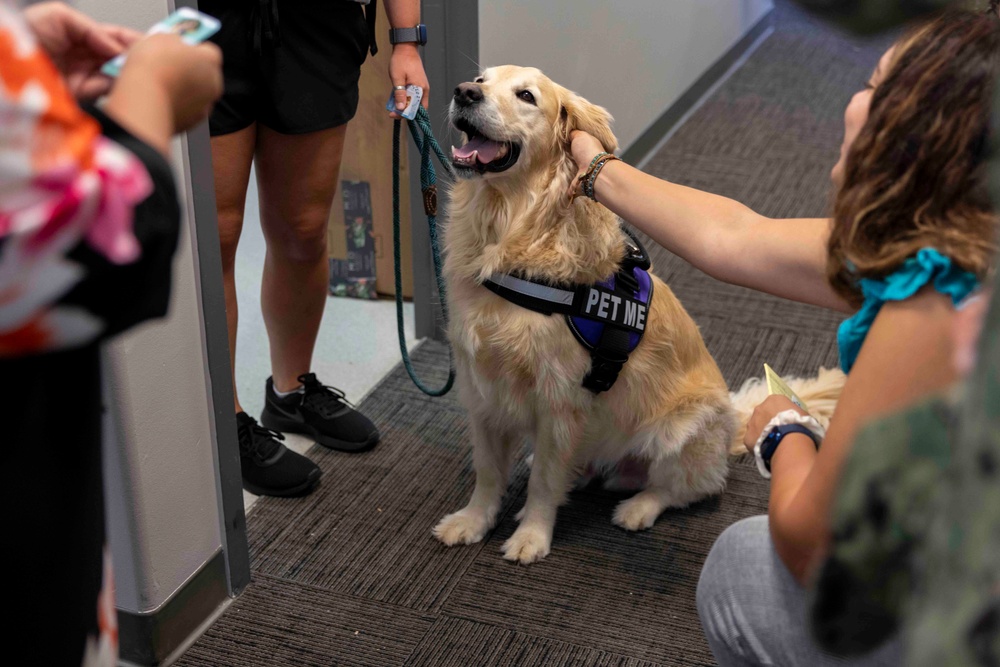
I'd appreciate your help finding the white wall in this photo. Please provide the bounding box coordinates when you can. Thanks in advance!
[76,0,226,614]
[101,159,223,613]
[75,0,164,33]
[478,0,773,152]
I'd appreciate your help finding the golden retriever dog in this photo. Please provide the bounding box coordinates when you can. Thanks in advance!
[433,65,842,565]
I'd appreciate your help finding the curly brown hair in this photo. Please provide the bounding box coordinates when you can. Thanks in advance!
[828,9,1000,308]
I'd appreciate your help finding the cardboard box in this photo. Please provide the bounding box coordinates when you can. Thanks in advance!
[329,181,379,299]
[327,6,414,299]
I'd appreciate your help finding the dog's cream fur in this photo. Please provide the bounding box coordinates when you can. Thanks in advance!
[730,366,845,452]
[433,66,843,564]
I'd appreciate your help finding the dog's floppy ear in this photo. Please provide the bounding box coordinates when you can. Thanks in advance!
[559,93,617,153]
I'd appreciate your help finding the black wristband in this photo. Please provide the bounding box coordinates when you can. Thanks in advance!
[760,424,820,472]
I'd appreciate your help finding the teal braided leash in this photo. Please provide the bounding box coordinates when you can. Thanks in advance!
[393,106,456,396]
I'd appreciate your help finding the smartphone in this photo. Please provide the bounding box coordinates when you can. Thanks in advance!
[101,8,221,78]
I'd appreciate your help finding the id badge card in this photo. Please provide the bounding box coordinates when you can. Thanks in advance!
[101,8,221,78]
[386,85,423,120]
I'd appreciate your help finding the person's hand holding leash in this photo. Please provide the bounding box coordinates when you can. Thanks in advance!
[388,43,429,119]
[23,1,141,101]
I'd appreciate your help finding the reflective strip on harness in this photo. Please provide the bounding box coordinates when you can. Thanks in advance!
[485,273,576,309]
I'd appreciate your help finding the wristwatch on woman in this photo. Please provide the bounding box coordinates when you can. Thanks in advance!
[760,424,820,472]
[389,24,427,45]
[752,409,825,479]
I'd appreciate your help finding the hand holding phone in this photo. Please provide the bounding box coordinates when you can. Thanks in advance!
[102,8,221,78]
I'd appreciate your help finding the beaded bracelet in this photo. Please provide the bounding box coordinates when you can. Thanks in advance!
[583,154,620,201]
[581,154,611,199]
[586,151,613,173]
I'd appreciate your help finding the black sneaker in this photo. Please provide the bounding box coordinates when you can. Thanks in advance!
[260,373,380,452]
[236,412,321,497]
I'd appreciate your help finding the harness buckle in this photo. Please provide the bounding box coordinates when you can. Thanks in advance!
[583,361,624,393]
[582,348,629,394]
[622,226,651,271]
[422,185,438,216]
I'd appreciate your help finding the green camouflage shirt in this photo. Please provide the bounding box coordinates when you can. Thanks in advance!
[811,286,1000,665]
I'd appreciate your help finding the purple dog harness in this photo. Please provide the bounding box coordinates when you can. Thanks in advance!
[482,226,654,393]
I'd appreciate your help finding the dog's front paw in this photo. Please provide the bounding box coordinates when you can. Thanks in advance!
[613,493,665,531]
[501,525,551,564]
[433,509,492,546]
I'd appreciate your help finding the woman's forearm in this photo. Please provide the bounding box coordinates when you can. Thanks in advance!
[595,160,759,274]
[593,160,850,311]
[767,434,824,583]
[103,75,174,158]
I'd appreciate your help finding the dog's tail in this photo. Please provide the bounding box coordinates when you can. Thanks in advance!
[728,367,847,455]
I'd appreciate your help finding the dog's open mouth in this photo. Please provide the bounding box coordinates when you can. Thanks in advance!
[451,118,521,174]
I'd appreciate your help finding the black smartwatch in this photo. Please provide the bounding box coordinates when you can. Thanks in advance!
[389,24,427,45]
[760,424,820,472]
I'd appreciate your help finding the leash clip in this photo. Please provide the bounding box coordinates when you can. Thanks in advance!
[422,185,438,216]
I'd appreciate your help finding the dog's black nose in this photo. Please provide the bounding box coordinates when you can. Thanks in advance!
[453,83,484,107]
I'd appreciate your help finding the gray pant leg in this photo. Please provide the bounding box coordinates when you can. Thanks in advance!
[696,516,903,667]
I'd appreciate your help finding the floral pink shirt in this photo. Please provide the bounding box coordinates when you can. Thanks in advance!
[0,2,152,356]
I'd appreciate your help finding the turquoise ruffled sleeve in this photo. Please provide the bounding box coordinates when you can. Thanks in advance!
[837,248,979,373]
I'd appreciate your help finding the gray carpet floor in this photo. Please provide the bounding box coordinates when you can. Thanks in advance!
[177,3,893,665]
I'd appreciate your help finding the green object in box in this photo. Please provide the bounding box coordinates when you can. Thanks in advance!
[329,180,378,300]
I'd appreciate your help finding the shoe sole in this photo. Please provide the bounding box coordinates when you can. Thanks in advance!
[243,468,322,498]
[260,410,381,453]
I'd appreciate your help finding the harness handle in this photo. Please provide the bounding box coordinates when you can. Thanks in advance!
[392,107,456,396]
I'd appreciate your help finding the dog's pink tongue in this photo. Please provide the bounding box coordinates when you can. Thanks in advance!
[454,136,502,163]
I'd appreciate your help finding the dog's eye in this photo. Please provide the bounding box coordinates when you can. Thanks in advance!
[517,90,536,105]
[474,77,484,84]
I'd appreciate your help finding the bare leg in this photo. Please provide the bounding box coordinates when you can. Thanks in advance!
[210,124,258,413]
[434,413,519,546]
[254,124,347,393]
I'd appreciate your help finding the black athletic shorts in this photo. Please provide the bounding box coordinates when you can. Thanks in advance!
[201,0,371,136]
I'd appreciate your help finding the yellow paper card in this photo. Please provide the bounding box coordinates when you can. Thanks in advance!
[764,363,809,412]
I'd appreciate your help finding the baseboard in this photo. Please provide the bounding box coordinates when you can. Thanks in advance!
[620,9,775,167]
[118,549,230,666]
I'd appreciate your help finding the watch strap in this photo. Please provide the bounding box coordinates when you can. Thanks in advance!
[752,409,826,479]
[389,25,426,45]
[760,424,820,472]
